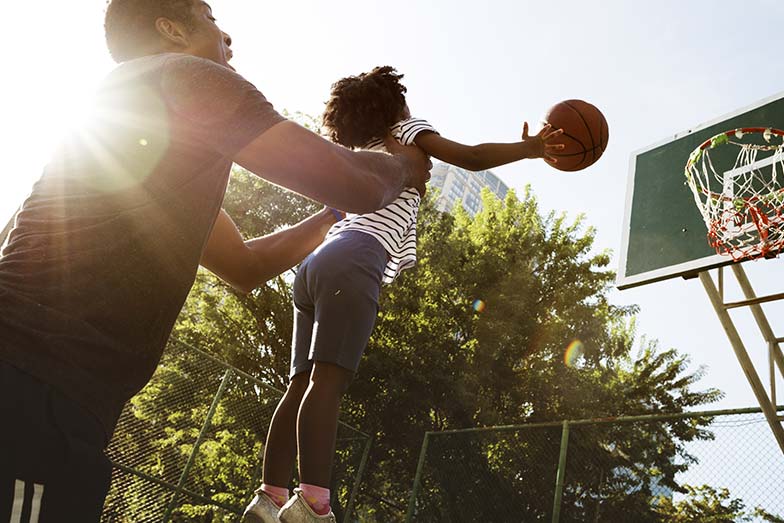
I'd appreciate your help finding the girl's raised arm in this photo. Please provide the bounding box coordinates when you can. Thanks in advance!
[414,123,563,171]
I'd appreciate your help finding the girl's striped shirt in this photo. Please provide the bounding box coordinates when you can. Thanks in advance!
[325,117,438,283]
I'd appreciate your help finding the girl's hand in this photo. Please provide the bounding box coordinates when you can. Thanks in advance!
[522,122,564,165]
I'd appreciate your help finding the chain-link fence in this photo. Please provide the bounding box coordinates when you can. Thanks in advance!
[101,338,372,523]
[405,407,784,522]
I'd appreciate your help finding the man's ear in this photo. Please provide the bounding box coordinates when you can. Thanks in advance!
[154,17,190,49]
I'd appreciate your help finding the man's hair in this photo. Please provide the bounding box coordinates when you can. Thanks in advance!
[322,66,408,149]
[104,0,197,63]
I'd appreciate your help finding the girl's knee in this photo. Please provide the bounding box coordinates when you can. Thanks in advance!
[288,372,310,397]
[310,362,354,395]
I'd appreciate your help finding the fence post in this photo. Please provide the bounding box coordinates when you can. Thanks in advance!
[162,368,233,522]
[405,433,431,522]
[343,435,373,523]
[551,421,570,523]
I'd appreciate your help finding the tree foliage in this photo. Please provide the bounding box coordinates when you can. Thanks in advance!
[106,165,744,521]
[654,484,753,522]
[343,188,723,521]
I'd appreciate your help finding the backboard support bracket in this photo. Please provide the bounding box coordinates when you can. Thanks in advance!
[699,264,784,453]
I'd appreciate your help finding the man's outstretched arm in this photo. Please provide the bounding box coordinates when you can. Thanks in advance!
[161,56,430,214]
[233,121,431,215]
[200,208,337,293]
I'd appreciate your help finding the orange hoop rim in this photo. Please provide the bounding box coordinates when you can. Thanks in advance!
[685,127,784,171]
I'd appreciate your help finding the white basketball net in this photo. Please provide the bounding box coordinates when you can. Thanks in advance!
[685,127,784,260]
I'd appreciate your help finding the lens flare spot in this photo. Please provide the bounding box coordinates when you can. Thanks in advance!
[472,299,486,313]
[77,84,170,192]
[564,340,584,367]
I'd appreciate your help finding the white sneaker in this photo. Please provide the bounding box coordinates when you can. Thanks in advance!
[242,489,284,523]
[278,488,336,523]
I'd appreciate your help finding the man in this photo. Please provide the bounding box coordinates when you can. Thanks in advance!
[0,0,430,520]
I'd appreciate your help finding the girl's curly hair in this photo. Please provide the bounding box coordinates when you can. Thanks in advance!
[322,66,408,149]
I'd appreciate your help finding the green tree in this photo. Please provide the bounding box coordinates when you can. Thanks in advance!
[106,165,729,522]
[654,484,752,522]
[343,189,722,522]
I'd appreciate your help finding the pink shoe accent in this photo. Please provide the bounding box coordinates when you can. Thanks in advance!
[299,483,331,516]
[260,483,289,508]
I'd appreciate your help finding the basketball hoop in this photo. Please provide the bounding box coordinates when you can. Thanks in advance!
[685,127,784,261]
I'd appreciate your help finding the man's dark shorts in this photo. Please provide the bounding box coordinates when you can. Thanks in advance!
[0,360,112,522]
[290,231,387,378]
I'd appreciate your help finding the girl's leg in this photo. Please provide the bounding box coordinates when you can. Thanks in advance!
[257,256,316,507]
[243,375,309,518]
[261,372,309,490]
[281,231,385,515]
[297,361,354,488]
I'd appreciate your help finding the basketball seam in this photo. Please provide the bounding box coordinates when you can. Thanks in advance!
[563,100,596,163]
[554,144,605,158]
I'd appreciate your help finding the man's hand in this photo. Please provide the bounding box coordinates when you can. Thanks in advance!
[521,122,564,165]
[384,135,432,197]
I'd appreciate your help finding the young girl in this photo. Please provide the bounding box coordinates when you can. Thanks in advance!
[243,66,562,523]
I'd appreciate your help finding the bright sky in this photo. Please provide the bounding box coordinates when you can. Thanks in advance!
[3,0,784,505]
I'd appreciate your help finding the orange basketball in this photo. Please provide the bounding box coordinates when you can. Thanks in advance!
[544,100,609,172]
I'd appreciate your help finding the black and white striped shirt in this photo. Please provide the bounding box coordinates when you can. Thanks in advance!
[326,118,438,283]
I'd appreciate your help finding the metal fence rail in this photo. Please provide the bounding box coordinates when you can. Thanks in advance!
[101,338,372,523]
[406,406,784,523]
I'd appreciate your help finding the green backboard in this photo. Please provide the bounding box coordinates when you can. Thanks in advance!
[618,92,784,290]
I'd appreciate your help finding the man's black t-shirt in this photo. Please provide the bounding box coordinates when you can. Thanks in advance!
[0,53,285,437]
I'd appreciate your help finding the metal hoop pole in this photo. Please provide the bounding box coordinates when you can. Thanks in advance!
[700,270,784,453]
[731,264,784,384]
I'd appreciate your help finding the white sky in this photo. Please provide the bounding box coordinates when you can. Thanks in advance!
[2,0,784,501]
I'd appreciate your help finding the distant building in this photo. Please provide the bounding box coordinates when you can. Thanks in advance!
[429,162,509,217]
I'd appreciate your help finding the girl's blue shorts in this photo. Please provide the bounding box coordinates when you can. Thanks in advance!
[289,230,387,378]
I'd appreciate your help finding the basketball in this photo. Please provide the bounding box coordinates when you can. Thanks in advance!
[544,100,609,172]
